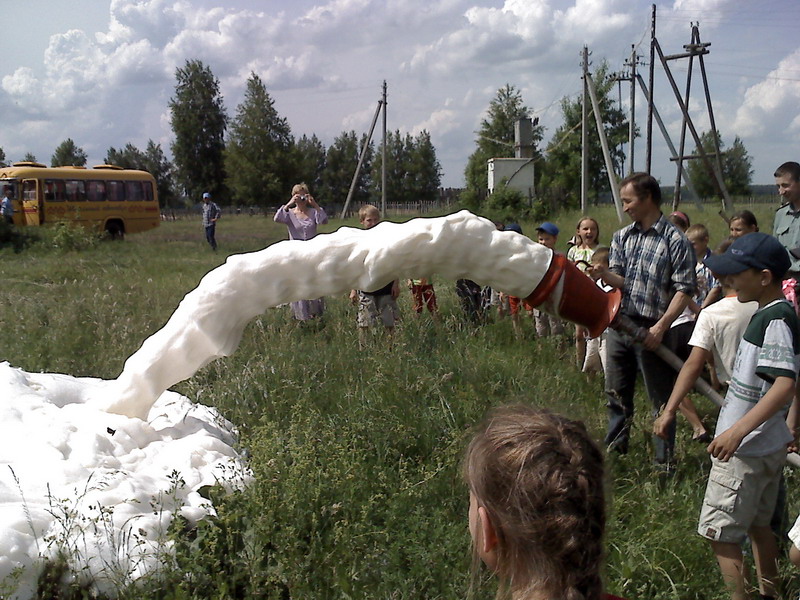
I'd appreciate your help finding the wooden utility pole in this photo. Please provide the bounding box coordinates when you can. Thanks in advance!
[655,27,733,215]
[636,74,703,209]
[673,25,697,210]
[581,46,589,213]
[645,4,656,173]
[340,86,384,219]
[381,80,387,215]
[626,45,637,175]
[696,28,727,214]
[586,69,623,222]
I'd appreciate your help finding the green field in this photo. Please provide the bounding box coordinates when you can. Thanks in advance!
[1,202,799,599]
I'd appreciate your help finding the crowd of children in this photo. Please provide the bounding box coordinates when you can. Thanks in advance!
[282,192,800,599]
[464,205,800,600]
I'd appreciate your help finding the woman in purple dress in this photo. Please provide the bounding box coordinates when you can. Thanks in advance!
[274,183,329,320]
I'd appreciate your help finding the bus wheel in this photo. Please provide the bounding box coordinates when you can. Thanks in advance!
[106,221,124,240]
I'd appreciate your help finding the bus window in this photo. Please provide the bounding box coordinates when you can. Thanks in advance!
[86,180,107,202]
[45,179,66,201]
[0,181,17,200]
[22,180,37,202]
[144,182,154,202]
[125,181,144,202]
[65,180,86,202]
[107,180,125,202]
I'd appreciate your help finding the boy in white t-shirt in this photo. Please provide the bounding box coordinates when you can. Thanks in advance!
[659,233,799,600]
[653,277,758,436]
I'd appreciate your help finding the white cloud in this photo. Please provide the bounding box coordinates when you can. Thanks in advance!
[554,0,632,40]
[404,0,635,79]
[411,107,460,137]
[671,0,729,13]
[107,39,167,85]
[101,0,185,47]
[342,102,381,132]
[3,30,105,115]
[298,0,372,30]
[732,49,800,138]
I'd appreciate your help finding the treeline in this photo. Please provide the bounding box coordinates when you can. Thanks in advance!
[0,60,442,210]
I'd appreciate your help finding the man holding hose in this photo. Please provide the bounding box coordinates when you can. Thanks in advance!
[590,172,696,469]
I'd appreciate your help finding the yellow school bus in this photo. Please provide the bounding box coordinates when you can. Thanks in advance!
[0,162,160,237]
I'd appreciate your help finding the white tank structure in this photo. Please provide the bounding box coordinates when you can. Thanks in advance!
[92,210,621,420]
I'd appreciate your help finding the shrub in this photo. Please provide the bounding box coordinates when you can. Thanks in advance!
[481,183,544,223]
[48,223,103,252]
[0,220,37,252]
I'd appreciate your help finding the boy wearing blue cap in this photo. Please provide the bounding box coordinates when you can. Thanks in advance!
[690,233,800,600]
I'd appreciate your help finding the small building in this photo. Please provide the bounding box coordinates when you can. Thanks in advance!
[487,158,535,197]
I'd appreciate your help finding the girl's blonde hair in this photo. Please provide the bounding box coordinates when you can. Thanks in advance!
[575,216,600,247]
[464,404,605,600]
[292,182,310,196]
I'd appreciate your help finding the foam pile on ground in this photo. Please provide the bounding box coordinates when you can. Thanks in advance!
[0,362,247,598]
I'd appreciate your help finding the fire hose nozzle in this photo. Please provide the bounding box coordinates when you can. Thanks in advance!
[524,253,621,338]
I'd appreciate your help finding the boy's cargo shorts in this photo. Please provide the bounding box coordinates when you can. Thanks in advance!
[698,448,786,544]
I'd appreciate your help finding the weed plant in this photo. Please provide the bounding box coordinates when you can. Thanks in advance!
[1,207,799,599]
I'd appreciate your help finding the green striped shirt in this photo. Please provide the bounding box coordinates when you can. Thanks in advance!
[716,299,800,456]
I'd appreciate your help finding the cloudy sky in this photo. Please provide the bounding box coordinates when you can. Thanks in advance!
[2,0,799,192]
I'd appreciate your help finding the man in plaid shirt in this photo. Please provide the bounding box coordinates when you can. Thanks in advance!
[592,172,696,468]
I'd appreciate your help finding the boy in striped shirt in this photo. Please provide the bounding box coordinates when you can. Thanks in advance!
[696,233,800,600]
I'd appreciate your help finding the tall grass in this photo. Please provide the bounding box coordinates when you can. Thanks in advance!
[1,205,799,599]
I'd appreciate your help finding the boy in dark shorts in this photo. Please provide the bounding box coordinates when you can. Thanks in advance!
[349,205,400,346]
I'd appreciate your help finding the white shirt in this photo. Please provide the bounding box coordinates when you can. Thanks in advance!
[689,295,757,384]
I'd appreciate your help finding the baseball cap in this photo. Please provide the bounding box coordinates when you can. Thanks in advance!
[536,222,559,237]
[504,223,523,234]
[202,192,211,198]
[704,232,790,278]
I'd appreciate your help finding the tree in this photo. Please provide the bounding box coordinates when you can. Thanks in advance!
[724,136,754,196]
[371,130,412,204]
[463,84,543,194]
[22,153,37,163]
[371,130,441,204]
[539,62,628,209]
[225,73,293,207]
[51,139,87,167]
[144,141,177,208]
[106,141,176,207]
[321,131,373,211]
[409,130,442,201]
[106,143,147,169]
[687,130,753,198]
[169,59,227,203]
[0,147,6,167]
[294,134,326,191]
